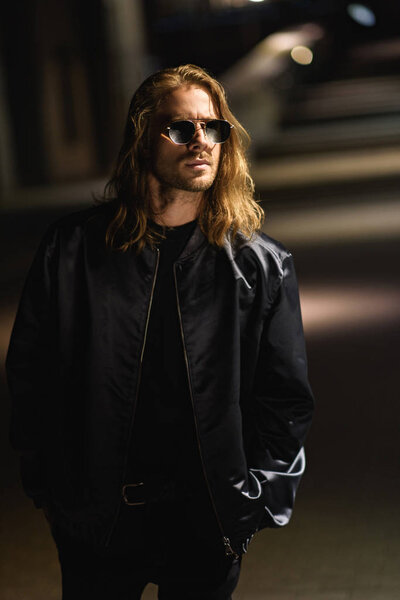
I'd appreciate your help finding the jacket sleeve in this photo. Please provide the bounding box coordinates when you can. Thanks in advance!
[6,225,59,508]
[247,252,314,528]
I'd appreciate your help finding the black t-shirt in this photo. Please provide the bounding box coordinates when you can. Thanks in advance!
[126,220,202,491]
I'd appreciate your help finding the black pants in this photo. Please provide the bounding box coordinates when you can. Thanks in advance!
[53,496,241,599]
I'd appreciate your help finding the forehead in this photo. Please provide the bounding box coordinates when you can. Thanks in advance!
[156,85,219,122]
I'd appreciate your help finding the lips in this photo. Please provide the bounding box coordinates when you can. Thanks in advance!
[185,159,210,168]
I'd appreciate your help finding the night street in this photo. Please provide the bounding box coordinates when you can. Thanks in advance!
[2,2,400,595]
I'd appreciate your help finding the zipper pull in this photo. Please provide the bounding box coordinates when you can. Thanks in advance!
[223,536,239,560]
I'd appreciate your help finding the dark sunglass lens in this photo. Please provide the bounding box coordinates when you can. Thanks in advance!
[206,120,231,143]
[169,121,195,144]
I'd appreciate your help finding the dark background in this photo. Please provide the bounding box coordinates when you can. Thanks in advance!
[1,1,399,598]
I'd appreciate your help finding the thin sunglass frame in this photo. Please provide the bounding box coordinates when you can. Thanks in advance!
[165,118,234,145]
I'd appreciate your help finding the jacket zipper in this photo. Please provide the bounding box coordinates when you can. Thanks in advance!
[173,263,239,560]
[105,248,160,547]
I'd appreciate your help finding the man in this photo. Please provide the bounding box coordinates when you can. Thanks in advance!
[6,64,314,599]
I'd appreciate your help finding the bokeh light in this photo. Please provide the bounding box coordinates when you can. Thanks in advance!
[290,45,314,65]
[347,3,376,27]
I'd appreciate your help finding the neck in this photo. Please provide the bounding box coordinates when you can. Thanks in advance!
[147,174,202,227]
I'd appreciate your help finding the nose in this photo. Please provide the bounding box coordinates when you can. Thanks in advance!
[187,123,212,152]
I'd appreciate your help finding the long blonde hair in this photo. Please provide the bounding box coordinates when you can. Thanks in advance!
[103,64,263,251]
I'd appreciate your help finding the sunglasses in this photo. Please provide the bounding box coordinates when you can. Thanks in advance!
[165,119,233,145]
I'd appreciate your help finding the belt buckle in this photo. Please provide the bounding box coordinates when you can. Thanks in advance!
[122,482,146,506]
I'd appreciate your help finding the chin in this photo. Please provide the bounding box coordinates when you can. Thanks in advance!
[153,168,217,193]
[182,175,216,192]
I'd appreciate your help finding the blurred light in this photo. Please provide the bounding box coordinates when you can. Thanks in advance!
[347,4,376,27]
[267,24,324,55]
[291,45,314,65]
[300,285,400,337]
[248,0,265,2]
[222,23,325,93]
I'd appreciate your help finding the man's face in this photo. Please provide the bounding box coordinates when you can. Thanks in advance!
[149,85,222,194]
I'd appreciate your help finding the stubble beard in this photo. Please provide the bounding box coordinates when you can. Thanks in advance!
[151,157,219,194]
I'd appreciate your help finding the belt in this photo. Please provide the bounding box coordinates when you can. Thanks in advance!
[122,476,202,506]
[122,482,146,506]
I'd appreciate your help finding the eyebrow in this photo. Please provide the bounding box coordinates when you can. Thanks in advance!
[161,115,218,125]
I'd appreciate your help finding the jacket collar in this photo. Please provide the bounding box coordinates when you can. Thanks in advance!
[177,223,207,261]
[134,223,207,268]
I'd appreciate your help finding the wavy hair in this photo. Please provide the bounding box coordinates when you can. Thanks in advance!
[103,64,264,251]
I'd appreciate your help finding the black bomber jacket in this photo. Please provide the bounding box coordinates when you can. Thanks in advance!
[6,201,314,558]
